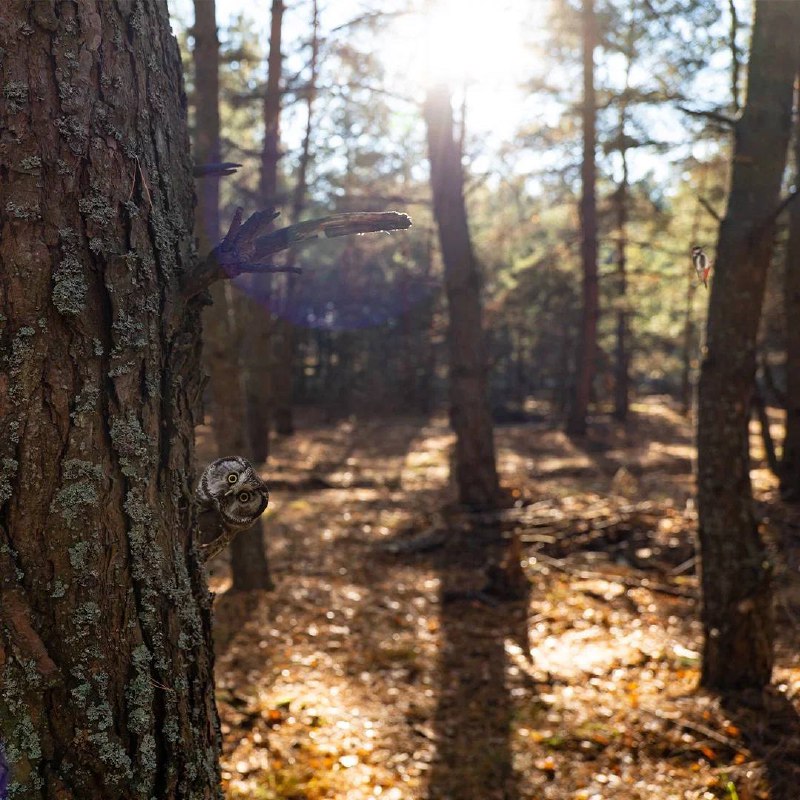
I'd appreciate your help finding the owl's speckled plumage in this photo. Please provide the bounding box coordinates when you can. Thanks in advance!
[195,456,269,562]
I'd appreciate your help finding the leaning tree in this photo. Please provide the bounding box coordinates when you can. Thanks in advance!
[0,1,408,796]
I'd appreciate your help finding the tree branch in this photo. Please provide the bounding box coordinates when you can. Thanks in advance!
[677,104,737,128]
[748,185,800,247]
[193,161,242,178]
[182,208,412,298]
[697,195,722,222]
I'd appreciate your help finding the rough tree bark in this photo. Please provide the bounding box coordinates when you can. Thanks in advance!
[423,84,501,509]
[192,0,271,591]
[697,0,800,691]
[781,103,800,501]
[0,1,220,796]
[243,0,285,461]
[567,0,599,436]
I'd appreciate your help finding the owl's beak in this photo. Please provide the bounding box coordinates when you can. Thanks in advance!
[223,485,237,496]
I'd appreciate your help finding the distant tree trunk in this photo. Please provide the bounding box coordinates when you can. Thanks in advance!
[193,0,221,258]
[243,0,285,461]
[728,0,741,115]
[424,84,501,509]
[679,280,698,415]
[782,108,800,501]
[273,0,320,437]
[567,0,599,436]
[752,379,779,477]
[613,133,629,422]
[680,179,706,416]
[697,0,800,691]
[0,1,221,796]
[192,0,272,591]
[204,284,272,590]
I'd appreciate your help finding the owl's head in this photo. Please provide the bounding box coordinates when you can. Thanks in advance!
[196,455,269,531]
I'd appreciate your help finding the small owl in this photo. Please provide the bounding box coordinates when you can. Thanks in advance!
[195,455,269,562]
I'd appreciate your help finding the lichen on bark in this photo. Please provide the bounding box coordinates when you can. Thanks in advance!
[0,0,223,796]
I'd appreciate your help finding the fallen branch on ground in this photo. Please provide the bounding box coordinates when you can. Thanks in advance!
[639,707,750,757]
[530,551,698,599]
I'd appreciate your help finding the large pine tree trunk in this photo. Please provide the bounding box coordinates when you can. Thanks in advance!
[697,0,800,691]
[567,0,599,436]
[423,84,501,510]
[0,1,220,796]
[782,107,800,501]
[192,0,271,590]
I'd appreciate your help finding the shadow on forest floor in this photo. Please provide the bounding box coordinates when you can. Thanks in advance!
[382,520,532,800]
[426,523,531,800]
[196,397,800,800]
[723,689,800,800]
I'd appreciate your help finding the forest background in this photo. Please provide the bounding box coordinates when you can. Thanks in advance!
[3,0,800,799]
[170,0,735,429]
[169,0,799,796]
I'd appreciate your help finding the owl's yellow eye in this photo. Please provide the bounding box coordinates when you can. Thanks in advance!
[226,473,238,484]
[238,492,251,503]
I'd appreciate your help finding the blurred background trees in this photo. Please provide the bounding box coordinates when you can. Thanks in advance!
[174,0,747,434]
[173,0,800,688]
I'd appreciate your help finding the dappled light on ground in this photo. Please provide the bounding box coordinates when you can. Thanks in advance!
[195,399,800,800]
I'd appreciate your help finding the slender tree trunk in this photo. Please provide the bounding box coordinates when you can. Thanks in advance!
[681,231,700,416]
[567,0,599,436]
[680,177,706,415]
[679,280,698,415]
[613,141,629,422]
[192,0,272,591]
[782,103,800,500]
[0,1,221,796]
[697,0,800,691]
[752,380,779,477]
[204,284,273,590]
[243,0,285,461]
[273,0,320,437]
[728,0,741,115]
[193,0,221,258]
[424,84,501,509]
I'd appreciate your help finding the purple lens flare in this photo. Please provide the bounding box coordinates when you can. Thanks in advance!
[0,743,8,800]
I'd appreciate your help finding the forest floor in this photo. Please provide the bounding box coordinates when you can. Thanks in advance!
[196,397,800,800]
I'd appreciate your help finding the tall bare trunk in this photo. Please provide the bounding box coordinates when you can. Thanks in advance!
[697,0,800,691]
[243,0,285,461]
[567,0,599,436]
[192,0,271,590]
[782,100,800,500]
[423,84,501,509]
[0,1,220,795]
[273,0,320,437]
[613,136,629,422]
[680,171,706,416]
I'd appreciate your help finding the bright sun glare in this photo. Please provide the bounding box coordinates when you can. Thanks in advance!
[382,0,533,136]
